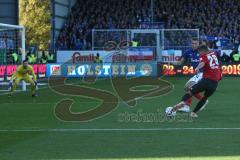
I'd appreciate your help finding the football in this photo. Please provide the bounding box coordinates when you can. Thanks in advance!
[165,106,176,117]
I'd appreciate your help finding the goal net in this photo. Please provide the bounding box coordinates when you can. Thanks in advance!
[92,29,199,62]
[0,23,26,93]
[92,29,160,63]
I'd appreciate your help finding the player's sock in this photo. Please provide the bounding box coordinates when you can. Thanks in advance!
[193,96,208,113]
[31,83,36,96]
[182,93,192,102]
[9,83,17,95]
[185,97,192,106]
[194,93,203,100]
[172,94,192,112]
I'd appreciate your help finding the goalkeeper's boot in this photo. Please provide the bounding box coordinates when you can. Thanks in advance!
[32,93,38,97]
[8,93,13,97]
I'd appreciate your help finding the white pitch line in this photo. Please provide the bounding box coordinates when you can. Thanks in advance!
[0,128,240,132]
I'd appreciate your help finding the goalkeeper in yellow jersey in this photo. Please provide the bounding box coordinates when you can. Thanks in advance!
[9,59,38,97]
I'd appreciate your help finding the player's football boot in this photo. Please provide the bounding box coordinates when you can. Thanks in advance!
[190,112,198,118]
[200,100,209,111]
[178,104,190,113]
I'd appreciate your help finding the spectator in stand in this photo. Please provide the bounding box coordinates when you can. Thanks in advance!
[230,48,240,62]
[40,51,48,64]
[56,0,240,50]
[47,52,54,63]
[220,52,230,63]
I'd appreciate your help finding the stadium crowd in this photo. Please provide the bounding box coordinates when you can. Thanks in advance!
[56,0,240,50]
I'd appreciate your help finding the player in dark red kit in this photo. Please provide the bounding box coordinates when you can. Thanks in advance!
[173,38,205,113]
[168,45,222,117]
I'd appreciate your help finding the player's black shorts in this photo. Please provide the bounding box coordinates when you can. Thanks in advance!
[190,78,218,98]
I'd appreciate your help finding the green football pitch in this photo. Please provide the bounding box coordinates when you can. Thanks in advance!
[0,77,240,160]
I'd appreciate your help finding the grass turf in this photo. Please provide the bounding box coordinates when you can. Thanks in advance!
[0,77,239,160]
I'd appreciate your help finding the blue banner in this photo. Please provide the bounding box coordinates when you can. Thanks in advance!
[46,62,157,78]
